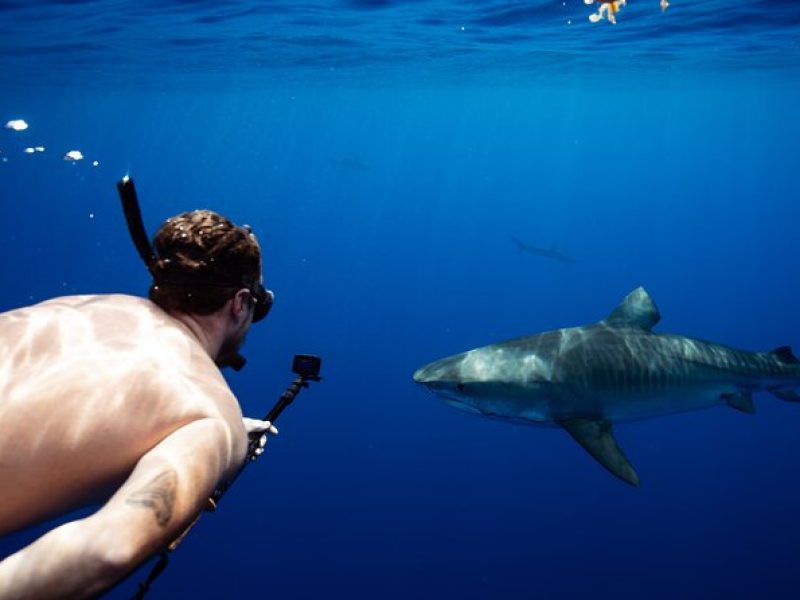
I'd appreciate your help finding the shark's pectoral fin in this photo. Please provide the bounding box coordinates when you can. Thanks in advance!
[722,391,756,414]
[558,418,640,486]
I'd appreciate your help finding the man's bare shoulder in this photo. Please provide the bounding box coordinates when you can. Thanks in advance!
[1,294,172,337]
[5,293,172,321]
[0,293,244,430]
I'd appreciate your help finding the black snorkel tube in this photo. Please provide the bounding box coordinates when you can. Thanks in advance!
[117,176,157,277]
[115,175,252,370]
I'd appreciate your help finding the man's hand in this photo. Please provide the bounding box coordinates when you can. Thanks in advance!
[242,418,279,458]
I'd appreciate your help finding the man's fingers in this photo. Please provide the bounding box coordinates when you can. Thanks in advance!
[242,417,279,436]
[243,418,278,460]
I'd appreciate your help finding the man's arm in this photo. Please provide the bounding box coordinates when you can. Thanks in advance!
[0,417,238,600]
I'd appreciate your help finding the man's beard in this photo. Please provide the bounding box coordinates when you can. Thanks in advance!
[216,330,248,369]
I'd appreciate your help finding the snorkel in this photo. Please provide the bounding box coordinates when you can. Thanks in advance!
[116,175,272,371]
[117,176,157,276]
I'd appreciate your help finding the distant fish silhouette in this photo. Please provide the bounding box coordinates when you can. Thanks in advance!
[329,155,371,171]
[510,235,576,264]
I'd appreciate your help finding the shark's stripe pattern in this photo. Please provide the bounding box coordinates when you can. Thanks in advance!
[413,287,800,485]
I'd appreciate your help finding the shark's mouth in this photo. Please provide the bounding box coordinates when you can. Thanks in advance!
[443,399,483,416]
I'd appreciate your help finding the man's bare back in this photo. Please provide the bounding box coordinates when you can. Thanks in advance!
[0,293,248,535]
[0,204,277,598]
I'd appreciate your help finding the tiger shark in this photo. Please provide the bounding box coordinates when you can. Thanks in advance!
[413,287,800,485]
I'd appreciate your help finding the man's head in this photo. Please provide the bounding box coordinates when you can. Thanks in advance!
[149,209,263,316]
[148,210,272,367]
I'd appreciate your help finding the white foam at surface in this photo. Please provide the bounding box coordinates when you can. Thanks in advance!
[63,150,84,161]
[5,119,28,131]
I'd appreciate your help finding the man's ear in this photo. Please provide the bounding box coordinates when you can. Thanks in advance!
[231,288,253,319]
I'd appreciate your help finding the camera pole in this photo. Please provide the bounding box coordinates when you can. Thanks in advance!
[212,369,321,503]
[129,357,322,600]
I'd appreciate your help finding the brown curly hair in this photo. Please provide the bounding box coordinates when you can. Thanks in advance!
[148,210,262,315]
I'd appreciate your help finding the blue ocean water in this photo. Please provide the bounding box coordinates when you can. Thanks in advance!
[1,1,800,598]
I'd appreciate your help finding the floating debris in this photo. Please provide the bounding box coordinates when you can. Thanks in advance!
[585,0,626,24]
[63,150,84,161]
[5,119,28,131]
[35,146,44,152]
[585,0,668,24]
[92,160,100,167]
[24,146,45,154]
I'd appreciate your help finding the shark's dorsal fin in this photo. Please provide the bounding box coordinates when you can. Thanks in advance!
[604,287,660,331]
[558,418,640,486]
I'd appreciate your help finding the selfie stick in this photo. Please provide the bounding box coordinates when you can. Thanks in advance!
[212,359,322,504]
[130,355,322,600]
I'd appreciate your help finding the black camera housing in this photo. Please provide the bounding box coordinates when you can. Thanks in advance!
[292,354,322,380]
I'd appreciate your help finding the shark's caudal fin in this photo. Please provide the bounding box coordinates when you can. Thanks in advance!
[510,235,525,253]
[558,418,640,486]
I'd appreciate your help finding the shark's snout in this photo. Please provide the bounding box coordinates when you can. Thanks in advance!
[412,367,427,384]
[412,364,444,388]
[413,355,464,388]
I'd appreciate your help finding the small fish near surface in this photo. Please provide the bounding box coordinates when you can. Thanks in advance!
[413,287,800,486]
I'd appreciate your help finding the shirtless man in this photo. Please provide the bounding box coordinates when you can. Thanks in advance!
[0,208,277,598]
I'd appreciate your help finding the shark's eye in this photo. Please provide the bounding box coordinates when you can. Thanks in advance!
[455,383,465,392]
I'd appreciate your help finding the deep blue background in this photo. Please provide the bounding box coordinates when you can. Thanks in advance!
[2,2,800,599]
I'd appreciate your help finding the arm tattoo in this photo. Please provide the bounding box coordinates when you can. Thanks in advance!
[125,470,178,527]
